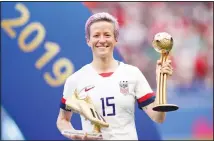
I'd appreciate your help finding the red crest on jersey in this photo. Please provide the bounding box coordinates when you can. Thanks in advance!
[119,81,129,94]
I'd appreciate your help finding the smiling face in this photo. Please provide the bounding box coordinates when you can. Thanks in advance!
[87,21,118,59]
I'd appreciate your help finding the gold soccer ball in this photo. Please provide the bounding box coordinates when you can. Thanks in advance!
[152,32,173,53]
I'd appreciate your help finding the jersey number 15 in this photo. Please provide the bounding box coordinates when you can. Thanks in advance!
[100,97,115,116]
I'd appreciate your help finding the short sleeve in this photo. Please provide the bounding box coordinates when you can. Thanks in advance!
[134,67,155,109]
[60,75,77,111]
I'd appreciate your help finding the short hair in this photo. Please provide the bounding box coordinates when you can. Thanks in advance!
[85,12,119,40]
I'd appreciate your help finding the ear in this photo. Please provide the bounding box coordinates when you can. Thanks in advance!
[114,38,118,46]
[86,38,91,47]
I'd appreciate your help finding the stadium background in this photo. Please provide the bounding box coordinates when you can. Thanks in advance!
[1,2,213,140]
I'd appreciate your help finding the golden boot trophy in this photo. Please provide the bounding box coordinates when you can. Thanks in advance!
[152,32,179,112]
[62,88,109,138]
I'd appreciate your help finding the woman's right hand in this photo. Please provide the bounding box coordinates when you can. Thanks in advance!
[62,131,103,140]
[82,133,103,140]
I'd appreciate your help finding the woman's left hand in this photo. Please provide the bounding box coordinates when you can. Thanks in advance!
[156,59,173,76]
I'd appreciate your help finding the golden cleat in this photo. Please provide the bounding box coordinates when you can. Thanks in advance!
[63,89,109,138]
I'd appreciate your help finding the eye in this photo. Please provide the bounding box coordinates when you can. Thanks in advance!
[93,35,99,38]
[105,34,111,37]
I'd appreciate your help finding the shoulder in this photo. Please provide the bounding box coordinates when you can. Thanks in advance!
[65,64,91,84]
[120,62,141,73]
[120,62,146,80]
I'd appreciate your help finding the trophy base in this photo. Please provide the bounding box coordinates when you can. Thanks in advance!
[61,129,102,138]
[153,104,179,112]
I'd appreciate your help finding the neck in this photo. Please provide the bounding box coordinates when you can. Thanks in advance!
[91,56,118,73]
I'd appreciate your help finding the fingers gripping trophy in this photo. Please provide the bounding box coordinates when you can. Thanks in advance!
[152,32,179,112]
[62,88,109,138]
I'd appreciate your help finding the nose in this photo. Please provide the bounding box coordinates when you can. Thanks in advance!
[98,35,106,43]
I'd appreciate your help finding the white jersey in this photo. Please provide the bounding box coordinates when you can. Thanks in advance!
[61,62,155,140]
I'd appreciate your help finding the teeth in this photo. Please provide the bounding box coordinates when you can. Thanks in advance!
[96,46,109,48]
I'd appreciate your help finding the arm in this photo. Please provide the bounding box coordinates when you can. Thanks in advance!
[57,108,87,140]
[136,92,166,123]
[135,59,172,123]
[56,97,81,140]
[56,75,83,140]
[56,75,103,140]
[56,108,74,133]
[141,59,173,123]
[141,102,166,123]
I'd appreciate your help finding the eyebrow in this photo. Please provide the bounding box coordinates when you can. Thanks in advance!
[92,31,112,34]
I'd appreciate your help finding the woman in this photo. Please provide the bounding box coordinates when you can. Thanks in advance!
[56,12,173,140]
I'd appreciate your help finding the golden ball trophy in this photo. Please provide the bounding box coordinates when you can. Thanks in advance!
[152,32,179,112]
[62,88,109,138]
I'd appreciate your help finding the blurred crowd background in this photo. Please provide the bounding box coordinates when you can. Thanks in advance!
[2,2,213,140]
[84,2,213,91]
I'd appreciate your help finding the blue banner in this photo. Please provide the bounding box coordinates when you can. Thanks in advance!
[1,2,160,140]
